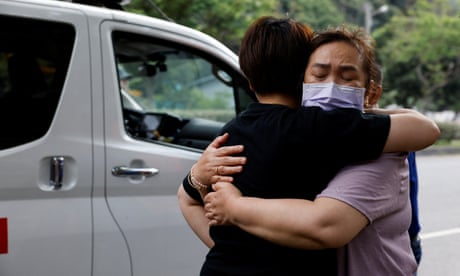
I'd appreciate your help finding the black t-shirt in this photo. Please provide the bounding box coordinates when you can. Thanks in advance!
[184,103,391,276]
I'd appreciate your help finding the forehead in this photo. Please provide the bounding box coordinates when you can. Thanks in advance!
[309,41,363,69]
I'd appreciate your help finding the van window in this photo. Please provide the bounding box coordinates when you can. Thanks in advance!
[113,31,254,149]
[0,15,75,149]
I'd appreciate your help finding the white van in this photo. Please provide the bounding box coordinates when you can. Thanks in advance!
[0,0,255,275]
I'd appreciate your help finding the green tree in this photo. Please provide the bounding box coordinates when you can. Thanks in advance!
[125,0,278,51]
[374,0,460,111]
[281,0,346,30]
[119,0,460,112]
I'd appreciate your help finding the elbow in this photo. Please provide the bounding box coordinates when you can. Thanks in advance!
[177,185,187,211]
[294,227,350,249]
[432,122,441,143]
[177,184,185,201]
[177,184,195,209]
[421,122,441,149]
[412,121,441,151]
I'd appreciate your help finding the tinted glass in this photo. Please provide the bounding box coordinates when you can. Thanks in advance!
[0,15,75,149]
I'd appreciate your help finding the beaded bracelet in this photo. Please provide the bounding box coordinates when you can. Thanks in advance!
[188,164,209,191]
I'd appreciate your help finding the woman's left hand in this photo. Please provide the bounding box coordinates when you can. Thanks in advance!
[193,133,246,187]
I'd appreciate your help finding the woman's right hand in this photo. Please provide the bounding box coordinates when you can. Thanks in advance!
[204,181,243,226]
[192,133,246,187]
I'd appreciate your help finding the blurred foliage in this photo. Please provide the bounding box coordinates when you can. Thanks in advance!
[125,0,278,52]
[277,0,346,31]
[435,121,460,143]
[373,0,460,111]
[112,0,460,113]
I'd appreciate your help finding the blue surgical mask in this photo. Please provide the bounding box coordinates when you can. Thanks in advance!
[302,82,365,111]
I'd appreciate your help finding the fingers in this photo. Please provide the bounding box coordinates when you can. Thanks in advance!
[204,199,223,226]
[211,181,226,191]
[203,184,234,226]
[203,192,213,208]
[214,154,246,166]
[208,133,230,148]
[217,144,245,157]
[212,173,232,183]
[204,195,218,224]
[209,134,245,161]
[206,214,220,226]
[219,154,246,168]
[196,133,245,185]
[214,165,243,178]
[211,149,246,178]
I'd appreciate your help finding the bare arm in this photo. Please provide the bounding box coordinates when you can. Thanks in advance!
[177,184,214,248]
[185,111,438,249]
[372,108,440,152]
[176,133,246,248]
[204,182,368,249]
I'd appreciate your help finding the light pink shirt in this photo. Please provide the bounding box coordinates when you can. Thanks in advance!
[318,153,417,276]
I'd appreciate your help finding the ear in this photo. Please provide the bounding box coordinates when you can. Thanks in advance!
[365,80,382,107]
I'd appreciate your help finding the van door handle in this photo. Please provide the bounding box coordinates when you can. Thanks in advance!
[49,156,65,190]
[111,166,159,177]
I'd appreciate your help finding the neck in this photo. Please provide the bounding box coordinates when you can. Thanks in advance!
[256,93,300,108]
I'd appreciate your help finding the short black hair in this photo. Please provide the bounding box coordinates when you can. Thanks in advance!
[239,16,314,97]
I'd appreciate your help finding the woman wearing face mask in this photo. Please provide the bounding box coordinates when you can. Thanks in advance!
[299,30,417,275]
[192,26,433,276]
[179,21,439,276]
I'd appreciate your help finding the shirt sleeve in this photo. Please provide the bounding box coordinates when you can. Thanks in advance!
[309,107,391,163]
[182,174,204,204]
[318,153,408,222]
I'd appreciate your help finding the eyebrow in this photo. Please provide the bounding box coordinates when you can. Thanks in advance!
[311,63,359,73]
[310,63,330,70]
[338,64,360,72]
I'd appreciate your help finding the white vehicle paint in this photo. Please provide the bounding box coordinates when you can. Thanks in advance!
[0,1,254,275]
